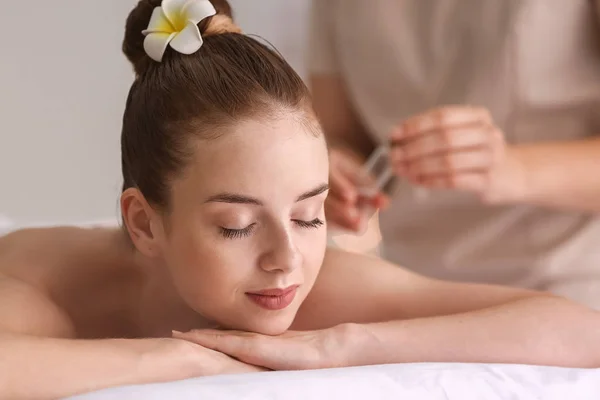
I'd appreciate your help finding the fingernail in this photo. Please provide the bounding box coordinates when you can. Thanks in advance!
[172,330,183,335]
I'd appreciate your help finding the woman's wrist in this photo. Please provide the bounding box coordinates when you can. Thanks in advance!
[133,338,198,383]
[329,323,387,368]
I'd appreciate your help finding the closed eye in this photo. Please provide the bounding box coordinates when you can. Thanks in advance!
[220,223,256,239]
[293,218,325,229]
[221,219,324,239]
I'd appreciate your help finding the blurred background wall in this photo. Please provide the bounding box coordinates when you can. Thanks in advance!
[0,0,311,225]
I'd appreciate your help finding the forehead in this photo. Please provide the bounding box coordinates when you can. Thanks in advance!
[172,115,328,203]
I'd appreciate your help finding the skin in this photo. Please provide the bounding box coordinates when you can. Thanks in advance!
[1,111,599,400]
[123,115,331,336]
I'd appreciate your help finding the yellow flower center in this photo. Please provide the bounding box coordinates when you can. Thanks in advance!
[170,10,188,32]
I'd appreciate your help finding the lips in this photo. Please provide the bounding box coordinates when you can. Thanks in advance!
[246,285,299,311]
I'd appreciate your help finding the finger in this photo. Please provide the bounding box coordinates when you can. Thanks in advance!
[329,150,366,203]
[356,193,388,210]
[403,148,493,178]
[418,172,489,192]
[372,193,390,209]
[391,106,492,142]
[325,196,362,232]
[329,166,358,204]
[174,330,277,368]
[173,330,248,355]
[391,124,491,163]
[175,329,253,338]
[236,363,270,373]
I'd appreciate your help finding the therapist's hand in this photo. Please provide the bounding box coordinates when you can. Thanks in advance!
[389,106,527,204]
[327,147,388,232]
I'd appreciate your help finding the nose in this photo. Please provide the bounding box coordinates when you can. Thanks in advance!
[259,229,302,273]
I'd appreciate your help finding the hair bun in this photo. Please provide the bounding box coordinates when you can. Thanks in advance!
[122,0,236,76]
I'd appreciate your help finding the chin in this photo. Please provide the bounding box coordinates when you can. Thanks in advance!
[249,314,296,336]
[220,309,297,336]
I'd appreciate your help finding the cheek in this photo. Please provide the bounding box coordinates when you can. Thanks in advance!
[164,227,250,302]
[298,228,328,278]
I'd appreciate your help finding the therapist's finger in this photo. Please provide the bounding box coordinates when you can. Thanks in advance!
[401,148,493,179]
[325,195,362,232]
[417,172,489,193]
[330,169,358,204]
[357,192,390,210]
[390,124,492,164]
[390,106,492,142]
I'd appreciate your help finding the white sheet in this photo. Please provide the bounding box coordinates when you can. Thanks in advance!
[68,363,600,400]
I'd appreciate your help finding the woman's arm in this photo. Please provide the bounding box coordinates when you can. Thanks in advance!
[175,249,600,370]
[309,250,600,368]
[0,276,261,400]
[0,334,196,400]
[351,296,600,368]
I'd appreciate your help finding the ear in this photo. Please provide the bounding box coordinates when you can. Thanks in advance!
[120,188,163,258]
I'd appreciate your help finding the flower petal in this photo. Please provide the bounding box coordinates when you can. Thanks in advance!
[169,21,203,55]
[144,32,176,62]
[182,0,216,24]
[162,0,189,29]
[142,7,174,34]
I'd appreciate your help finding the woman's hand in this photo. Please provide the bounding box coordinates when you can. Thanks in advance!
[172,325,361,371]
[390,106,527,204]
[327,147,388,232]
[146,338,266,381]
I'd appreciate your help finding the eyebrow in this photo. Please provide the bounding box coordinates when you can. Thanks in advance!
[205,183,329,205]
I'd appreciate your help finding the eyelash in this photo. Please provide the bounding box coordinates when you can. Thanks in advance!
[220,218,324,239]
[220,224,256,239]
[293,218,325,230]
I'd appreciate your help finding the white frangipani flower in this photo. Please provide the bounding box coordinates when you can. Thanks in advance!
[142,0,217,62]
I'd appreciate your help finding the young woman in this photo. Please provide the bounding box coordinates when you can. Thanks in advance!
[0,0,598,398]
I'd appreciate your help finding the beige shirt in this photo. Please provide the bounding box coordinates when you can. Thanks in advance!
[309,0,600,303]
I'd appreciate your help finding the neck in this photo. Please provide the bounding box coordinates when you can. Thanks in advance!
[130,240,217,337]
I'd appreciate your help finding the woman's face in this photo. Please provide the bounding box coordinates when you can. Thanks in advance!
[157,114,329,335]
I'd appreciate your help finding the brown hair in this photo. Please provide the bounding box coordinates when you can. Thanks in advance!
[121,0,313,209]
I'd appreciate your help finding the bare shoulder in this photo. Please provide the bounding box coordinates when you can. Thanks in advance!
[315,247,421,291]
[0,226,73,269]
[320,247,400,272]
[0,226,120,282]
[0,273,75,337]
[293,247,416,329]
[0,227,101,337]
[0,226,131,338]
